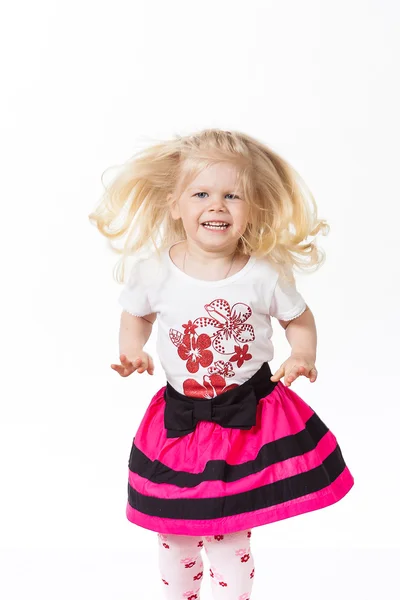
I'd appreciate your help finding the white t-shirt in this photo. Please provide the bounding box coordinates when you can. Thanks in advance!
[118,244,307,397]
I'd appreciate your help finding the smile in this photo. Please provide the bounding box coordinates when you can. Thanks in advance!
[202,222,230,230]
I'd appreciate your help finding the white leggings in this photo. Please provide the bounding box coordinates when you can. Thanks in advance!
[157,529,255,600]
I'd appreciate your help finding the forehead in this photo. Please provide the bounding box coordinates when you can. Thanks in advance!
[184,162,242,191]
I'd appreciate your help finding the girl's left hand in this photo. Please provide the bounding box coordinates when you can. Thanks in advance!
[270,353,318,387]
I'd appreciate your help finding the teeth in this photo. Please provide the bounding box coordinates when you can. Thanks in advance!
[203,222,229,229]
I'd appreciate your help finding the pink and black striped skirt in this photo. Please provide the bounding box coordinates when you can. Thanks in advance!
[126,363,354,535]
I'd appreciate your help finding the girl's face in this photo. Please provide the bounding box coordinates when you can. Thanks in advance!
[170,162,249,253]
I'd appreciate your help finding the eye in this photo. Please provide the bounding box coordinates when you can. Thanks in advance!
[192,192,240,199]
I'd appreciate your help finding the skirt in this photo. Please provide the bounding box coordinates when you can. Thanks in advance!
[126,365,354,536]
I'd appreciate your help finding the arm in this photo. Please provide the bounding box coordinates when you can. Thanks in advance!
[278,305,317,362]
[111,310,157,376]
[270,305,318,386]
[119,310,156,355]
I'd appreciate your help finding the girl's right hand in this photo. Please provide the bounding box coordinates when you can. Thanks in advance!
[111,352,154,377]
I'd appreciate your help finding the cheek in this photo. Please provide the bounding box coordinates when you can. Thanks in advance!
[235,206,250,228]
[181,206,201,226]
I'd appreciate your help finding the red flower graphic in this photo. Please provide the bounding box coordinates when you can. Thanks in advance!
[219,582,228,587]
[194,299,255,354]
[183,373,239,398]
[178,333,213,374]
[214,535,224,541]
[193,571,203,580]
[250,568,255,578]
[241,554,250,563]
[182,320,198,335]
[230,344,252,368]
[162,579,169,585]
[207,360,235,378]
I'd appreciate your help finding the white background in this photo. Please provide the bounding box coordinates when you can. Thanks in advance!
[1,0,399,598]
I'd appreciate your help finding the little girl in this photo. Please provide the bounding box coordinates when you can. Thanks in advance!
[89,129,354,600]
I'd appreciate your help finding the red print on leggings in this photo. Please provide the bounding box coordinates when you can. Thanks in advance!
[235,548,251,562]
[181,557,197,568]
[183,590,200,600]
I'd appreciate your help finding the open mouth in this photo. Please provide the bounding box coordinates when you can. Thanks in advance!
[202,221,230,230]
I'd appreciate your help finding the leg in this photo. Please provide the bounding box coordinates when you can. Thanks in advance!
[203,530,255,600]
[157,532,205,599]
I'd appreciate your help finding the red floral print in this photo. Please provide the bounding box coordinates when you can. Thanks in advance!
[181,556,198,568]
[193,299,255,354]
[183,373,239,398]
[250,568,255,578]
[247,531,252,538]
[162,542,169,549]
[177,333,213,373]
[230,344,253,368]
[210,568,214,578]
[182,320,198,335]
[161,578,169,585]
[207,360,235,378]
[197,540,203,547]
[241,554,250,563]
[193,571,203,580]
[219,581,228,587]
[214,535,224,541]
[183,591,200,600]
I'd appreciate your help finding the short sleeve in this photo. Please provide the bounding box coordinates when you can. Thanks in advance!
[268,268,307,321]
[118,259,152,317]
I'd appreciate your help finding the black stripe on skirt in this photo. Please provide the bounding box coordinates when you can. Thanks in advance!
[129,411,329,487]
[127,411,347,519]
[127,444,346,519]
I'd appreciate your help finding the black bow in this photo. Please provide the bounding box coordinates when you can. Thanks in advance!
[164,384,259,438]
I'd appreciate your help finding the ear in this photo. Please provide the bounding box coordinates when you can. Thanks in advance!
[168,193,181,220]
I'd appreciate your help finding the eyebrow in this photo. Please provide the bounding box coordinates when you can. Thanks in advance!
[187,185,243,193]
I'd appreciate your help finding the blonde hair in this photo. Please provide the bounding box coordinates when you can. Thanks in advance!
[88,129,329,283]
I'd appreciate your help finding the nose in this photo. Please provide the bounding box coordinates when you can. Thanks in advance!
[208,194,228,211]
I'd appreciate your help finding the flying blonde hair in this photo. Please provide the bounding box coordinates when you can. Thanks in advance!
[88,129,329,283]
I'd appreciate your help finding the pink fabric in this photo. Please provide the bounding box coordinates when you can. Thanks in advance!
[129,428,338,499]
[125,379,354,535]
[133,381,315,471]
[127,466,354,535]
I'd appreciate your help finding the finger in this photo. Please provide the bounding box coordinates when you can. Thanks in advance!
[121,354,135,367]
[270,365,285,381]
[111,364,127,377]
[147,356,155,375]
[285,364,305,386]
[309,367,318,382]
[125,357,142,372]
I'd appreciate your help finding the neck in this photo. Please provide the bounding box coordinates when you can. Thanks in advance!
[184,241,239,264]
